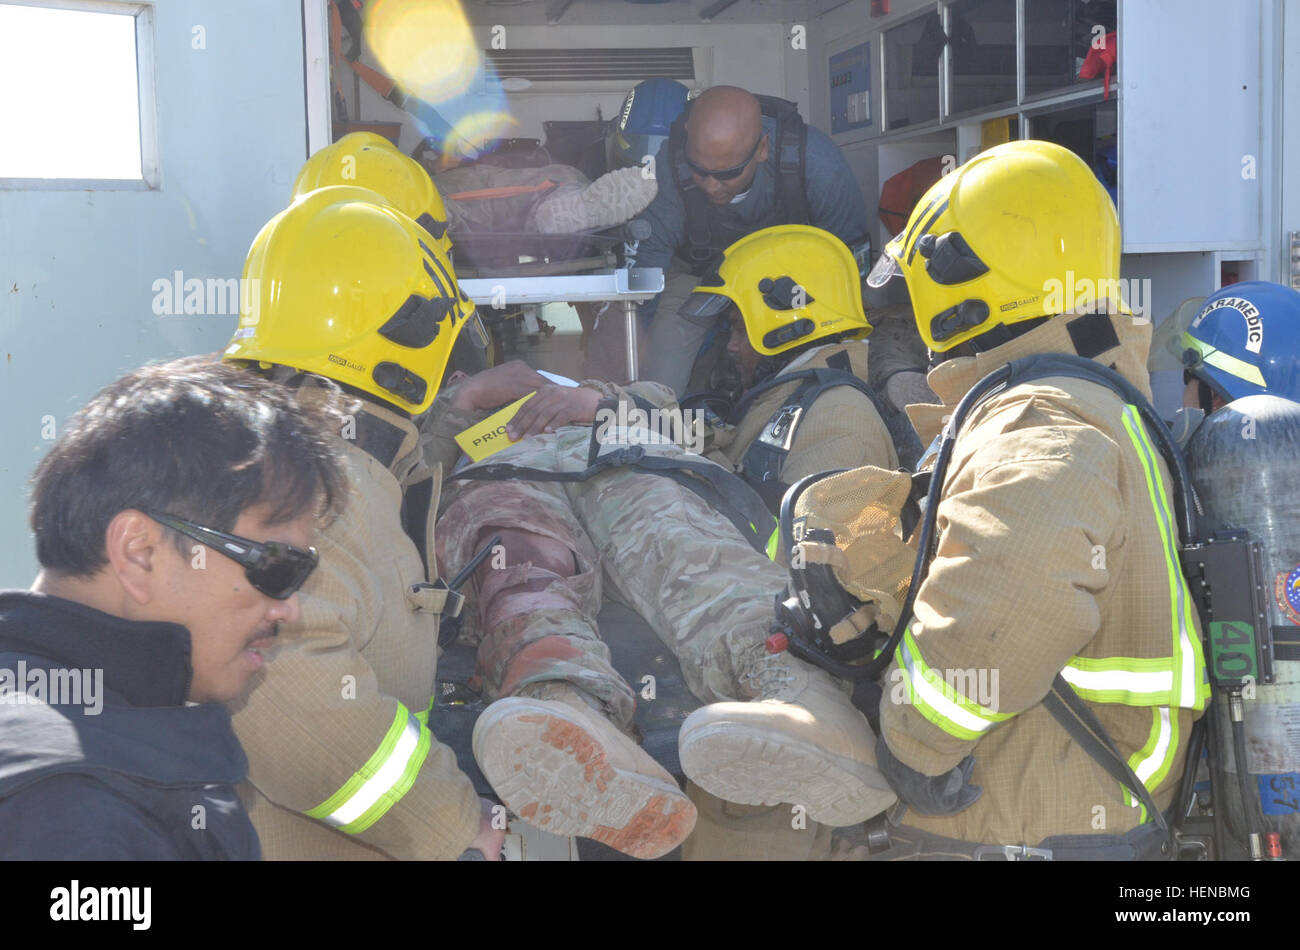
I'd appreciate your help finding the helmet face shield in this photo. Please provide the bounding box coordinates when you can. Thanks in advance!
[680,291,734,322]
[1150,297,1207,374]
[865,249,902,289]
[462,309,490,350]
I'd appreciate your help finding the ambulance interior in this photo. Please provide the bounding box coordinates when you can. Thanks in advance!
[322,0,1275,411]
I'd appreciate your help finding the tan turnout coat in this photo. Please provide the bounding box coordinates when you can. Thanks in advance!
[880,312,1209,846]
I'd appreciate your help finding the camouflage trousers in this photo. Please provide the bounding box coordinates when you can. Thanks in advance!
[435,425,787,733]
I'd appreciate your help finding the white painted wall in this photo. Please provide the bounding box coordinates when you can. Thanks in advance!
[0,0,310,587]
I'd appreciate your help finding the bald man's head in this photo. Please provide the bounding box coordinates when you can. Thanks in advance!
[684,86,768,205]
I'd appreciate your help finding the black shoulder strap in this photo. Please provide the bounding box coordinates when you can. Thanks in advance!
[735,367,899,512]
[1042,674,1171,836]
[754,95,810,227]
[739,375,825,511]
[996,351,1197,540]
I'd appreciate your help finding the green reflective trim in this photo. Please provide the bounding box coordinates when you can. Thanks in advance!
[1062,653,1174,706]
[1064,685,1171,706]
[1122,707,1162,811]
[902,679,985,741]
[1145,708,1181,794]
[1181,332,1267,387]
[419,690,438,725]
[338,720,433,835]
[1120,406,1209,711]
[1066,655,1173,673]
[765,524,779,561]
[896,627,1013,741]
[305,705,410,822]
[1121,707,1179,821]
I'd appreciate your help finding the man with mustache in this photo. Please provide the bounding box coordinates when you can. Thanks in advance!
[0,359,347,859]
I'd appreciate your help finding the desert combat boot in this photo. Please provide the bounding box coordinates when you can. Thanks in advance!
[472,681,697,859]
[677,646,897,827]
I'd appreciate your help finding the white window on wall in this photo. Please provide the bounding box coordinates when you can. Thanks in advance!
[0,0,157,188]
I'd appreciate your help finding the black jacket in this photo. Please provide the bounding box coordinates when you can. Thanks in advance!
[0,591,260,859]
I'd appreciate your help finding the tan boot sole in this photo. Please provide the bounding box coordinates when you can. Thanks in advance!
[473,699,697,859]
[678,720,898,828]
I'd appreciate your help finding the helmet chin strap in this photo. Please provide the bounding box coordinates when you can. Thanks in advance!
[1197,378,1218,415]
[752,330,858,385]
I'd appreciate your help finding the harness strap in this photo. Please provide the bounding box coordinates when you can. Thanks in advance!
[733,366,912,510]
[447,409,777,558]
[1041,673,1171,834]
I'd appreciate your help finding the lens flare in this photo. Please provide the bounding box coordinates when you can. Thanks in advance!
[440,111,520,169]
[366,0,479,103]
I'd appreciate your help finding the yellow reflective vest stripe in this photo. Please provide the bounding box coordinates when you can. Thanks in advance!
[305,704,432,834]
[1122,706,1181,818]
[898,626,1013,741]
[1073,405,1207,713]
[766,523,780,561]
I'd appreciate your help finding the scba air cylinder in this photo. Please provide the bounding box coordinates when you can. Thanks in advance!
[1186,394,1300,857]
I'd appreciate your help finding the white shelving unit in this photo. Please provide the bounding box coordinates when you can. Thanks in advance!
[812,0,1283,416]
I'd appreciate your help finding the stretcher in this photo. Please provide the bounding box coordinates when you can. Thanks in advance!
[448,230,624,277]
[459,266,664,381]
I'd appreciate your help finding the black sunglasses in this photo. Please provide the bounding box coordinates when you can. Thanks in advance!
[686,134,764,181]
[148,512,319,600]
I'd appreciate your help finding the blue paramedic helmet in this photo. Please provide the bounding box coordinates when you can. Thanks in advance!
[611,78,690,168]
[1180,281,1300,404]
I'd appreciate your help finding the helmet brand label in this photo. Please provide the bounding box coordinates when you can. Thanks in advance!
[327,353,366,373]
[1000,295,1039,313]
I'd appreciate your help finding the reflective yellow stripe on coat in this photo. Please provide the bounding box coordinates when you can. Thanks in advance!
[306,705,432,834]
[1060,406,1208,711]
[897,626,1014,741]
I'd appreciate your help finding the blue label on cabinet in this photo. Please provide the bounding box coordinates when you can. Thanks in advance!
[830,42,872,134]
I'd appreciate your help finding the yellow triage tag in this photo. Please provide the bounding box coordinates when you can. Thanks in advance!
[454,393,536,462]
